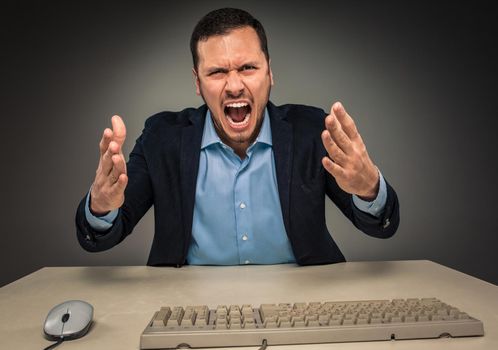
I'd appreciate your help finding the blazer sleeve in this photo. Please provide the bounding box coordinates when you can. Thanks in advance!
[75,132,154,252]
[325,172,400,239]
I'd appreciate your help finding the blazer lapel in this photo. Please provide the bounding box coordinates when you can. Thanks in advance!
[180,105,207,250]
[268,102,293,235]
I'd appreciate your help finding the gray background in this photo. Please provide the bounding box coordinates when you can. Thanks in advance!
[2,0,497,287]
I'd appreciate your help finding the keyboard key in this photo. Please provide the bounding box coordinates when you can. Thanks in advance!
[329,318,342,326]
[215,318,227,329]
[357,318,369,325]
[244,318,256,329]
[370,317,382,324]
[241,305,253,316]
[216,305,228,316]
[152,307,171,327]
[279,320,291,328]
[418,315,429,322]
[181,306,195,326]
[264,320,278,328]
[343,318,355,325]
[405,315,416,322]
[169,306,184,326]
[260,304,278,320]
[292,316,305,327]
[230,318,241,328]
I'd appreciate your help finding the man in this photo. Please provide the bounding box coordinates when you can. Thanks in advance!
[76,8,399,266]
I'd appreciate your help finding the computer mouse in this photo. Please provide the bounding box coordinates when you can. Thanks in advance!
[43,300,94,340]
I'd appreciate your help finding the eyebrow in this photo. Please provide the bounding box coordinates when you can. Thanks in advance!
[206,67,229,75]
[205,61,260,74]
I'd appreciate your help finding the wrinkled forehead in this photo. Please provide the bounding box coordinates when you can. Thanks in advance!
[196,27,266,69]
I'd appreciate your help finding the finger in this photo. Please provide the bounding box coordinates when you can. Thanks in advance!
[99,140,123,185]
[112,153,127,175]
[111,173,128,194]
[108,154,126,185]
[325,111,354,154]
[108,171,119,185]
[321,130,348,166]
[100,146,115,176]
[99,128,113,156]
[322,156,345,179]
[108,140,122,155]
[332,102,360,141]
[111,115,127,147]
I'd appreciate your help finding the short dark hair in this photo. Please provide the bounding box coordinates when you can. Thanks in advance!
[190,8,270,69]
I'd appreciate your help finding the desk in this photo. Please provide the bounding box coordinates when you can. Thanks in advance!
[1,260,496,349]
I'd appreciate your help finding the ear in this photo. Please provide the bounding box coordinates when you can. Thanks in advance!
[269,59,274,86]
[192,68,201,95]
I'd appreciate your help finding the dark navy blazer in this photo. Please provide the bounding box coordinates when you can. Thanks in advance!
[75,102,399,266]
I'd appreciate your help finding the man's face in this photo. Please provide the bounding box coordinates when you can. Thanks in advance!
[194,26,274,153]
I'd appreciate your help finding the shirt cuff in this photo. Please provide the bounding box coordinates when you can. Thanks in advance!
[84,191,118,231]
[352,170,387,218]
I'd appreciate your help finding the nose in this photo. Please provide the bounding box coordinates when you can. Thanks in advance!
[225,70,244,97]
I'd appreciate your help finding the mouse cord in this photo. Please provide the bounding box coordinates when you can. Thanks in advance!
[43,337,64,350]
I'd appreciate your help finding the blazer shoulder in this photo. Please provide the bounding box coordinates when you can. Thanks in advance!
[271,102,327,132]
[142,105,206,136]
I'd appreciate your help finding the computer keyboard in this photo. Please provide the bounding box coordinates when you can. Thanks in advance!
[140,298,484,349]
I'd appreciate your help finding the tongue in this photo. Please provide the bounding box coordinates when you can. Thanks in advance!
[227,106,248,122]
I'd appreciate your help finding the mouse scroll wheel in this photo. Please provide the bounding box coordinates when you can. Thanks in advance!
[62,313,70,323]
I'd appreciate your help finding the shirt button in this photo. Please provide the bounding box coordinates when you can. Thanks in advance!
[242,234,248,241]
[244,260,250,265]
[240,202,246,209]
[383,218,391,228]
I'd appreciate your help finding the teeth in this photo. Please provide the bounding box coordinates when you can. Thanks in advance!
[226,102,248,108]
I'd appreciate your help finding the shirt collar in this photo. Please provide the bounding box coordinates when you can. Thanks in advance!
[201,107,272,149]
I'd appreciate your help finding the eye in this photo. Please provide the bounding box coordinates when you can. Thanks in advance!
[240,65,256,71]
[208,69,227,76]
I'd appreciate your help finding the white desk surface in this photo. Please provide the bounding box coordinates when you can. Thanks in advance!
[1,260,497,349]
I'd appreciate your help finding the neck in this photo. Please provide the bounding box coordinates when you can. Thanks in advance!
[231,142,249,159]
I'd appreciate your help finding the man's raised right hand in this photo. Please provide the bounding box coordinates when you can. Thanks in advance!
[90,115,128,215]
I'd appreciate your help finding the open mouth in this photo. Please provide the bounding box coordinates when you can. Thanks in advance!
[224,102,251,129]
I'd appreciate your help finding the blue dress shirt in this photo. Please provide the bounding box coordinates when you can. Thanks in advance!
[85,108,387,265]
[187,110,295,265]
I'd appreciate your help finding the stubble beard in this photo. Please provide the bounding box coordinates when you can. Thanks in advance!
[199,76,272,148]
